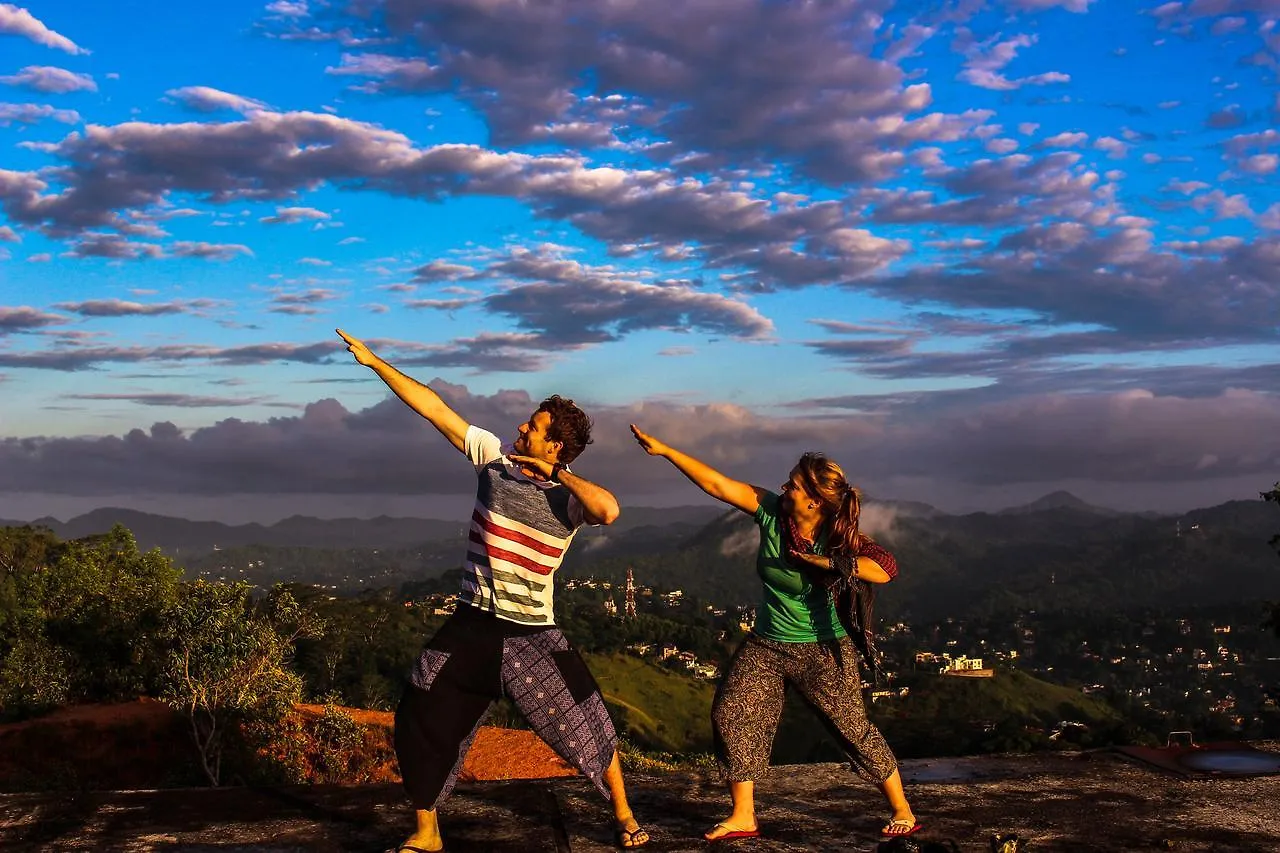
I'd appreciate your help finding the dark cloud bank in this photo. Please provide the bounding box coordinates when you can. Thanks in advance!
[1,381,1277,521]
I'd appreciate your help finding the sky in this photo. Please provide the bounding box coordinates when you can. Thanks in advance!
[1,0,1279,524]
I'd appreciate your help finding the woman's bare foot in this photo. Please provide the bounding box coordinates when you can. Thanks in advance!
[704,818,759,841]
[880,812,921,838]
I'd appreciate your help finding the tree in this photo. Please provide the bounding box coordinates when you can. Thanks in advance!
[0,527,66,715]
[159,581,323,785]
[1264,483,1280,636]
[0,524,181,718]
[45,526,183,701]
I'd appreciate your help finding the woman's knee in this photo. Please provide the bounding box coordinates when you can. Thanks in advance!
[711,698,736,734]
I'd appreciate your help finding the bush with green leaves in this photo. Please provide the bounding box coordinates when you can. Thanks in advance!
[158,580,323,785]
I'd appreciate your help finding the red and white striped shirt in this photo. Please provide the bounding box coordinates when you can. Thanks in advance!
[456,426,585,625]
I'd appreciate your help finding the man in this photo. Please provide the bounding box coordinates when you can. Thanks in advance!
[337,329,649,852]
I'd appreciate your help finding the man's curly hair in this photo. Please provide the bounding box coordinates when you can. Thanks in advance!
[538,395,593,463]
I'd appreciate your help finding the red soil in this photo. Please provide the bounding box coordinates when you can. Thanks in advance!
[0,698,577,791]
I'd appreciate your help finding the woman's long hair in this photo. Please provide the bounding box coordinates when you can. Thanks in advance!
[794,451,868,555]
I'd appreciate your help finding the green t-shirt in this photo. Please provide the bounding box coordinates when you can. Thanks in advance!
[751,491,847,643]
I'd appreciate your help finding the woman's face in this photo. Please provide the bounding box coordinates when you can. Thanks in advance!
[780,468,812,517]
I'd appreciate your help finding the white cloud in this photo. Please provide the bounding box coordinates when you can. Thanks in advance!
[165,86,271,114]
[1094,136,1128,159]
[1164,179,1209,194]
[265,0,309,17]
[0,65,96,93]
[0,4,87,54]
[260,206,330,224]
[171,241,254,261]
[0,102,80,126]
[957,32,1071,90]
[1043,131,1088,148]
[1002,0,1095,10]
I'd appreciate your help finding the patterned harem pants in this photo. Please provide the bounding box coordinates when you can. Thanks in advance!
[394,604,618,810]
[712,633,898,785]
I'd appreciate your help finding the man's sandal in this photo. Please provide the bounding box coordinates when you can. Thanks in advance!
[615,825,650,848]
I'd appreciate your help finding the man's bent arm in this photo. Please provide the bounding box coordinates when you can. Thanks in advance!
[558,469,621,526]
[337,329,469,453]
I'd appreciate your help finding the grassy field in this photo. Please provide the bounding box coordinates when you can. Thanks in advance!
[584,652,716,754]
[944,667,1121,721]
[584,653,1126,762]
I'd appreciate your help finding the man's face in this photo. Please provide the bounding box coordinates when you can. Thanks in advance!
[514,409,561,461]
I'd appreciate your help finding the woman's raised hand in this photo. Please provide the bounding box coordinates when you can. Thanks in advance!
[336,328,378,367]
[630,424,669,457]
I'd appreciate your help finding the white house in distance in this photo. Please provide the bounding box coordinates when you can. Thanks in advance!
[940,655,994,678]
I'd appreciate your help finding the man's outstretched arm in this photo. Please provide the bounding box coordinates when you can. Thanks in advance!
[337,328,469,453]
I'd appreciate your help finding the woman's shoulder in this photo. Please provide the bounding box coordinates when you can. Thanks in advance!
[753,489,781,518]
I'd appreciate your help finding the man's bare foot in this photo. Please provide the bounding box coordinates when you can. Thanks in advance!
[614,813,650,848]
[704,819,760,841]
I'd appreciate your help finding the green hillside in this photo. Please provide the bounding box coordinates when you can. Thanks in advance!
[584,653,715,754]
[584,651,1126,763]
[875,668,1123,759]
[895,667,1120,724]
[767,667,1123,764]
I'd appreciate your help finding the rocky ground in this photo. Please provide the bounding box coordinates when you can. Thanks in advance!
[2,745,1278,852]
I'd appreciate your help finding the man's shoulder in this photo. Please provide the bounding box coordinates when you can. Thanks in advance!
[465,425,506,466]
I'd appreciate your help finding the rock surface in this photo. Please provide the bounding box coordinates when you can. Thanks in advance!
[2,745,1279,851]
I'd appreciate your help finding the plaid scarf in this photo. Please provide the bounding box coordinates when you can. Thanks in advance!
[783,518,881,683]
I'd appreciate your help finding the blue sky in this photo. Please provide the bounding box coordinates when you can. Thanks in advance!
[2,0,1279,522]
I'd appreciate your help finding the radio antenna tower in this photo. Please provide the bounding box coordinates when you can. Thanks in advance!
[624,567,637,620]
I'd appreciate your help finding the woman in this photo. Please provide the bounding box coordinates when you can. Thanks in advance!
[630,424,920,842]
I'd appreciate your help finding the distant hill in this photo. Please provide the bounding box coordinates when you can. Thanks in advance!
[873,498,946,518]
[1,504,724,559]
[998,490,1122,516]
[9,508,465,557]
[569,494,1280,621]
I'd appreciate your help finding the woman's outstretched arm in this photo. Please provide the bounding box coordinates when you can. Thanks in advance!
[630,424,763,515]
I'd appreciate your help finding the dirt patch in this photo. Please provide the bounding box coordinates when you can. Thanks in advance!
[0,700,578,792]
[0,698,200,791]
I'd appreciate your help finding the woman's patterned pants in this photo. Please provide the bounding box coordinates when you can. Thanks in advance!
[712,633,899,785]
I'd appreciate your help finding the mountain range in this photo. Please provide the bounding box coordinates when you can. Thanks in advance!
[0,503,727,556]
[5,492,1279,619]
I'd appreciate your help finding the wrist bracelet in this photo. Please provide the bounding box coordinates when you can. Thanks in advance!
[831,553,856,581]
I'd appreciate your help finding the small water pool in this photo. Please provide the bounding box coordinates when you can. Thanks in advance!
[1176,750,1280,775]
